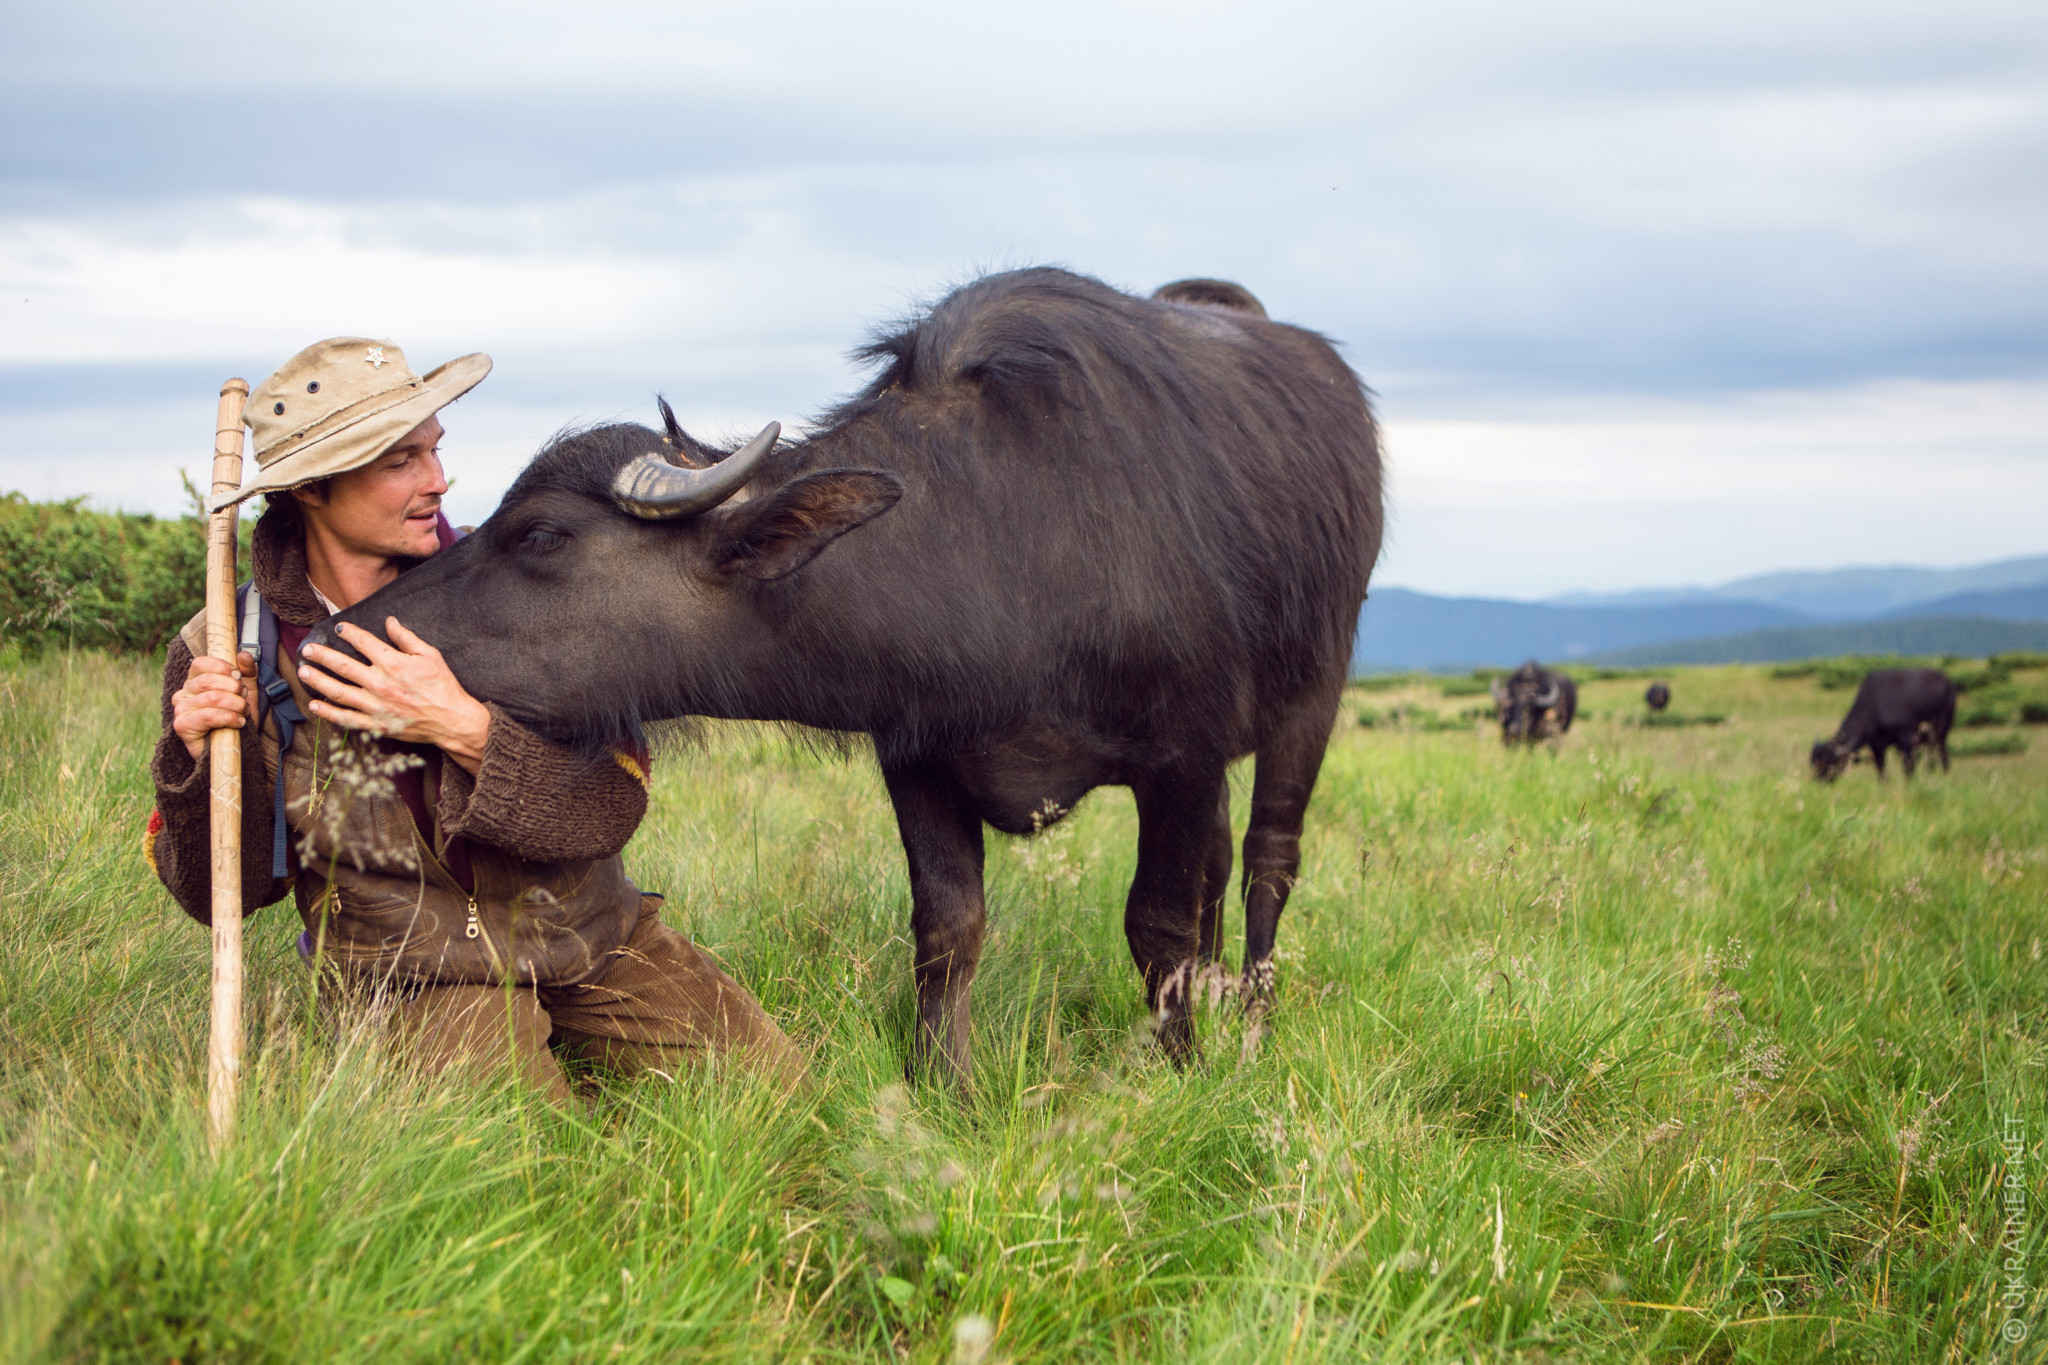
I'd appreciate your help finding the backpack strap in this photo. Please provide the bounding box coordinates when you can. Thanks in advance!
[236,581,307,881]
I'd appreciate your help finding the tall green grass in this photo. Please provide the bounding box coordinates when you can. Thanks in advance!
[2,654,2043,1360]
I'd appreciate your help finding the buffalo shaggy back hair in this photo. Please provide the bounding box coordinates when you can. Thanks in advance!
[781,267,1377,763]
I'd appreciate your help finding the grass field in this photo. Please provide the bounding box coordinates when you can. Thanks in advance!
[2,652,2044,1361]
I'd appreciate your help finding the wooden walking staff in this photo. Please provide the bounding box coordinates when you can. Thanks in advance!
[205,377,251,1151]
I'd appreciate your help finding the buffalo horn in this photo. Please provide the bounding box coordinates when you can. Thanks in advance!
[1534,678,1561,708]
[612,422,781,520]
[1489,676,1508,704]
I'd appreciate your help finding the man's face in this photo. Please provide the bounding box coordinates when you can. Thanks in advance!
[299,415,448,559]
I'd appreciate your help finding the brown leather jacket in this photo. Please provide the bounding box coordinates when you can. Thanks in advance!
[147,505,653,986]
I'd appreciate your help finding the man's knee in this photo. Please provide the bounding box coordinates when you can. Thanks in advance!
[389,983,574,1103]
[553,909,809,1085]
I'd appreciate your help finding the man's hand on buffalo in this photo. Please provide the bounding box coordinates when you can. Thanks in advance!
[171,651,260,762]
[299,618,492,773]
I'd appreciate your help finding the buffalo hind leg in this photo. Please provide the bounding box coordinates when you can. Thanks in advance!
[883,762,987,1086]
[1127,765,1229,1063]
[1241,681,1343,1013]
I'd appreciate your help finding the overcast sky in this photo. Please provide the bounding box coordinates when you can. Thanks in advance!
[4,0,2043,597]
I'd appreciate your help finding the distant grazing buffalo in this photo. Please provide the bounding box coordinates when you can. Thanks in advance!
[1150,277,1269,317]
[314,266,1383,1080]
[1645,682,1671,711]
[1809,668,1956,780]
[1492,661,1577,744]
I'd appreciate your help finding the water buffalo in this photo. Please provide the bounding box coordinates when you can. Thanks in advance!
[1150,277,1269,317]
[1809,668,1956,780]
[1490,661,1577,744]
[1645,682,1671,712]
[313,267,1383,1080]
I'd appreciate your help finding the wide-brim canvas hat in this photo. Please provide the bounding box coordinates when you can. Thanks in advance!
[212,337,492,511]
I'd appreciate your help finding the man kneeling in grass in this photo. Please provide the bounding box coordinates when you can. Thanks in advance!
[146,337,804,1102]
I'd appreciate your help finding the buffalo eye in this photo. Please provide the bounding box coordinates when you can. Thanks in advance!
[517,525,570,555]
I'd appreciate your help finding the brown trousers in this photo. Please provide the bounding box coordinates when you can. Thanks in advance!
[381,897,805,1104]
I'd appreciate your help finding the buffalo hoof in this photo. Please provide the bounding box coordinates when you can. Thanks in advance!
[1195,959,1238,1010]
[1152,959,1200,1066]
[1239,957,1276,1012]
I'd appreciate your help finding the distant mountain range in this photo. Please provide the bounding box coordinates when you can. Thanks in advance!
[1589,618,2048,668]
[1356,554,2048,672]
[1878,586,2048,623]
[1545,555,2048,618]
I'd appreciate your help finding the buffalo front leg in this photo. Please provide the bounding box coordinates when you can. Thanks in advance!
[883,762,987,1086]
[1241,682,1343,1012]
[1128,766,1229,1063]
[1195,784,1233,965]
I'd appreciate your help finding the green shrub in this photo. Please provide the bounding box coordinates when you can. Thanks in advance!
[1626,712,1727,728]
[1809,656,1987,690]
[1814,661,1879,690]
[2018,700,2048,725]
[1991,651,2048,672]
[1439,677,1492,698]
[1769,663,1818,680]
[1351,672,1422,693]
[1358,705,1475,732]
[1950,664,2014,694]
[0,490,240,657]
[1815,657,1919,690]
[1958,705,2011,728]
[1952,733,2027,758]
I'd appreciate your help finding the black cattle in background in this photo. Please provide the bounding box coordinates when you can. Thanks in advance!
[1150,277,1269,317]
[1491,660,1577,744]
[1810,668,1956,780]
[312,266,1384,1081]
[1645,681,1671,711]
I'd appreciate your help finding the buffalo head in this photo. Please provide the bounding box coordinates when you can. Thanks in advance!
[305,413,902,748]
[1809,738,1853,781]
[1491,663,1565,744]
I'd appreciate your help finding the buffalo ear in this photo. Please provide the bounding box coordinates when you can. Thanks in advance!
[714,469,903,580]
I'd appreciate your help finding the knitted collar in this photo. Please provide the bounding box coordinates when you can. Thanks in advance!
[249,505,330,627]
[248,503,444,627]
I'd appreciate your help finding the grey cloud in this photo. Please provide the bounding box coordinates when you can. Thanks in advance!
[3,0,2044,594]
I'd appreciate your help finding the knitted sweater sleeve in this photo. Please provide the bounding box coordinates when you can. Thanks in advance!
[433,704,650,861]
[147,636,294,925]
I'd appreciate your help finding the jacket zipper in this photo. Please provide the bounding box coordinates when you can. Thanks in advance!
[404,751,485,945]
[400,815,485,945]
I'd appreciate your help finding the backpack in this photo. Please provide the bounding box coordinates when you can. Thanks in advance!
[236,581,305,882]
